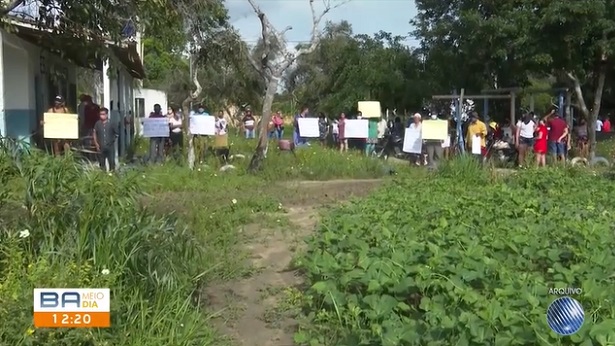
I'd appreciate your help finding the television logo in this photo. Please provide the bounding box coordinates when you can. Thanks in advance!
[33,288,110,328]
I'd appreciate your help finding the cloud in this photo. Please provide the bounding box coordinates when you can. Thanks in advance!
[228,0,419,48]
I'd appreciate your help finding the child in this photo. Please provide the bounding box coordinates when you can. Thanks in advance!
[534,119,548,167]
[331,118,339,145]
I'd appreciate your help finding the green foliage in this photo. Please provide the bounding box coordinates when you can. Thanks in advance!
[296,161,615,345]
[0,151,219,345]
[285,22,426,115]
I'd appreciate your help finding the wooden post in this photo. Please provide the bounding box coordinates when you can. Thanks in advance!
[509,91,516,125]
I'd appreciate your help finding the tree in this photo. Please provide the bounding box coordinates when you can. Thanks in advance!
[413,0,615,158]
[532,1,615,158]
[155,0,236,169]
[285,23,427,116]
[244,0,348,172]
[412,0,541,94]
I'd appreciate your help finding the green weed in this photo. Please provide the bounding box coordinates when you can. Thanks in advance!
[295,157,615,345]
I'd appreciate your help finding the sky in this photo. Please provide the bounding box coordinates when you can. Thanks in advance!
[226,0,419,50]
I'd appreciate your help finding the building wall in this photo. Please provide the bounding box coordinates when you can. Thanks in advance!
[134,88,167,117]
[1,30,37,141]
[1,29,77,144]
[133,88,167,136]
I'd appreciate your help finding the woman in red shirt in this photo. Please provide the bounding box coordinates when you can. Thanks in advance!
[534,119,548,167]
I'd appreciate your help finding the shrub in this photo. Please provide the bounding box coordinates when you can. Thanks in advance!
[0,151,217,345]
[295,162,615,345]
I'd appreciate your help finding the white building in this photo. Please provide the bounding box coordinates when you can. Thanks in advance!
[0,14,145,158]
[134,88,168,135]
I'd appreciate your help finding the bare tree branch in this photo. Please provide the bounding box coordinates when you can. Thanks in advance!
[280,25,293,35]
[191,62,201,99]
[302,0,350,55]
[277,0,349,71]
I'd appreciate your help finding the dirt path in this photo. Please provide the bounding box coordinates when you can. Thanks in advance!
[204,179,382,346]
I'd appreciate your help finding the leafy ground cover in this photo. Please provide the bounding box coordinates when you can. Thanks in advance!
[295,157,615,345]
[0,133,394,345]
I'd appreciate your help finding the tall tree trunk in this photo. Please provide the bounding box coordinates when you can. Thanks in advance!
[183,62,201,169]
[588,64,607,159]
[568,63,607,160]
[182,96,196,168]
[248,77,278,172]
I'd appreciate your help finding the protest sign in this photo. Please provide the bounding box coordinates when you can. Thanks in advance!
[358,101,381,118]
[214,134,228,148]
[190,116,215,135]
[44,113,78,139]
[344,119,368,138]
[471,136,482,154]
[297,118,319,137]
[403,126,422,153]
[422,120,448,140]
[142,118,170,137]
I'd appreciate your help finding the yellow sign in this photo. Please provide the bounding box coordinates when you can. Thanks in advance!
[421,120,448,140]
[358,101,381,118]
[43,113,78,139]
[214,134,228,148]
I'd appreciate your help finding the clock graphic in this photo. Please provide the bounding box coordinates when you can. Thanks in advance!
[546,296,584,336]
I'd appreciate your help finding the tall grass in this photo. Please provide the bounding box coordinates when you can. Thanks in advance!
[131,133,388,181]
[0,149,221,345]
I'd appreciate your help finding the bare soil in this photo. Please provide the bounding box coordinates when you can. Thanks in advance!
[203,179,382,346]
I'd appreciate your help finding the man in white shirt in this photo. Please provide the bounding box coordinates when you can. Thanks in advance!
[215,111,228,135]
[408,113,423,165]
[596,118,603,132]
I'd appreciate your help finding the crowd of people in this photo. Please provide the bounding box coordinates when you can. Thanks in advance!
[467,108,612,167]
[41,97,614,172]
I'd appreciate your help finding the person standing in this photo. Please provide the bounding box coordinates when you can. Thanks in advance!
[190,104,210,162]
[534,119,548,167]
[596,117,604,132]
[544,109,568,163]
[272,111,284,139]
[168,107,183,160]
[78,94,100,138]
[515,112,536,167]
[574,118,589,158]
[215,110,228,135]
[366,118,378,156]
[293,106,309,147]
[338,113,347,152]
[242,109,256,139]
[148,104,166,163]
[318,112,329,146]
[603,115,611,133]
[331,118,340,145]
[424,114,445,166]
[409,113,423,165]
[93,107,118,171]
[466,112,488,161]
[45,95,71,156]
